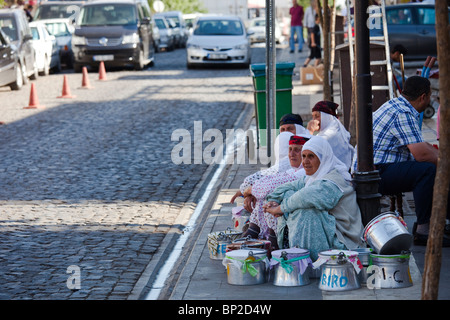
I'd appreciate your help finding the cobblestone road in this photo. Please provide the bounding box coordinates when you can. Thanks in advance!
[0,46,264,299]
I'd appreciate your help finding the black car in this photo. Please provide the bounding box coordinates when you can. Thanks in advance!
[371,3,450,61]
[71,0,155,72]
[0,29,23,90]
[0,9,38,82]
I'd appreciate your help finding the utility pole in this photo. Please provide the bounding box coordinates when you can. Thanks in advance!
[265,0,276,164]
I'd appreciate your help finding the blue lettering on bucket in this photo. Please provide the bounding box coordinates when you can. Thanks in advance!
[322,273,349,288]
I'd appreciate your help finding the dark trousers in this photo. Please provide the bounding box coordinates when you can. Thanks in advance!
[377,161,450,225]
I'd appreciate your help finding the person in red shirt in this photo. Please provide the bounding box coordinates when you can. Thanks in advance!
[289,0,304,53]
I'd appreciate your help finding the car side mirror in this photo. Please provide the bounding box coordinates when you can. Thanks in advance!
[23,34,33,41]
[142,17,151,25]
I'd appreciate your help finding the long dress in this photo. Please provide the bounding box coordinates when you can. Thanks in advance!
[266,168,364,260]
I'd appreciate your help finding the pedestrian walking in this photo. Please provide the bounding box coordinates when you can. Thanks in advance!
[304,0,317,43]
[289,0,304,53]
[303,14,321,67]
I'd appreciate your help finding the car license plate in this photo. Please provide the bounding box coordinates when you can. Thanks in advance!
[93,55,114,61]
[208,53,227,60]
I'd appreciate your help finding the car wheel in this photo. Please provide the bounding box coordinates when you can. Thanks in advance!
[9,63,24,91]
[423,105,435,119]
[134,49,145,70]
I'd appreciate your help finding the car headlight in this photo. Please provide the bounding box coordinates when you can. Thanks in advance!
[234,43,247,50]
[122,33,140,44]
[71,35,86,45]
[187,43,201,49]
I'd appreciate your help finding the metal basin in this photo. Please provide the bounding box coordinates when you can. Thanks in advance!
[315,250,362,292]
[363,212,412,255]
[369,252,413,289]
[270,248,312,287]
[223,249,268,286]
[207,229,242,260]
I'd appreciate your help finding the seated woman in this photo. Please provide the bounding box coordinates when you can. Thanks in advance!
[233,134,310,250]
[264,136,364,260]
[307,101,354,170]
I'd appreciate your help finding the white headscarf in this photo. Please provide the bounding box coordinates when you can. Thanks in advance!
[302,136,351,188]
[317,112,354,169]
[295,124,312,138]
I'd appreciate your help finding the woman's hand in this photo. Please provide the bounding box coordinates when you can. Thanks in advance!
[263,201,283,217]
[307,119,320,134]
[243,195,256,212]
[230,190,243,204]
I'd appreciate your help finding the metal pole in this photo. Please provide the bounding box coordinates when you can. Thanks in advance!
[353,0,381,226]
[265,0,276,164]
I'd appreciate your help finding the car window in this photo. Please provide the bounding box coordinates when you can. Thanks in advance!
[194,19,243,36]
[31,26,40,40]
[44,22,70,37]
[386,8,412,25]
[0,17,18,41]
[78,4,137,26]
[252,20,265,27]
[155,18,166,29]
[35,4,81,20]
[0,30,8,45]
[417,8,435,25]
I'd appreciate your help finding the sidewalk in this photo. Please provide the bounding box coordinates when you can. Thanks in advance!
[168,70,427,300]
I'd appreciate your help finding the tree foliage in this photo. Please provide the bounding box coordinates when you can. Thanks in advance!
[148,0,207,14]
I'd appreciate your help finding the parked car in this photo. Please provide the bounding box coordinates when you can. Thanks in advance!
[153,14,174,51]
[0,9,38,82]
[183,12,202,35]
[186,15,252,69]
[247,17,284,44]
[29,21,61,75]
[34,1,85,24]
[370,3,450,61]
[0,29,23,90]
[160,11,188,48]
[41,18,74,68]
[72,0,155,71]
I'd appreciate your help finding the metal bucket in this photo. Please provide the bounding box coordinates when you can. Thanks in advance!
[353,248,373,285]
[270,248,312,287]
[363,212,412,255]
[223,249,268,285]
[314,250,362,292]
[369,252,413,289]
[207,229,242,260]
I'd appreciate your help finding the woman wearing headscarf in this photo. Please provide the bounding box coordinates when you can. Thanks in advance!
[264,136,364,259]
[241,135,310,250]
[307,101,355,170]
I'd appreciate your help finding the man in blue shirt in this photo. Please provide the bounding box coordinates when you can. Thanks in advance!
[371,76,449,246]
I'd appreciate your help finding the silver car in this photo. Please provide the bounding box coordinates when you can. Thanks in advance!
[186,15,251,69]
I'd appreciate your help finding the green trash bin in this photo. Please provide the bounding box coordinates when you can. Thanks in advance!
[250,62,295,146]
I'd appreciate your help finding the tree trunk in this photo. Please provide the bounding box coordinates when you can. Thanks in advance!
[421,0,450,300]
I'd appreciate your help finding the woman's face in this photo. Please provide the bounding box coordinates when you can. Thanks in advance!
[302,149,320,175]
[288,145,303,168]
[312,111,321,128]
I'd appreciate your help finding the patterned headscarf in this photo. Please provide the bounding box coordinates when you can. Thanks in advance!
[312,101,339,118]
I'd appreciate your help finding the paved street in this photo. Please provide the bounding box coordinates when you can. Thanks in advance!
[0,46,266,299]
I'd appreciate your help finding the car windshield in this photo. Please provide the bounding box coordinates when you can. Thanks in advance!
[251,19,265,27]
[35,4,81,20]
[154,18,166,29]
[44,22,70,37]
[77,4,137,26]
[194,19,243,36]
[0,17,18,41]
[165,16,179,27]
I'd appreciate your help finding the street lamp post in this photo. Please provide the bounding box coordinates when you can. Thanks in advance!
[352,0,381,226]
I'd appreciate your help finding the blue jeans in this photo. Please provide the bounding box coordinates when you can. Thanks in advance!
[377,161,450,224]
[290,26,303,51]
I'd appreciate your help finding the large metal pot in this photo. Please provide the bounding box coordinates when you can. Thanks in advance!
[270,248,312,287]
[223,249,268,285]
[314,250,362,292]
[369,252,413,289]
[207,229,242,260]
[363,212,412,255]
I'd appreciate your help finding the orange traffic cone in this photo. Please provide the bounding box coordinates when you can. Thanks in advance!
[24,83,44,109]
[98,61,107,81]
[58,75,76,98]
[79,66,93,89]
